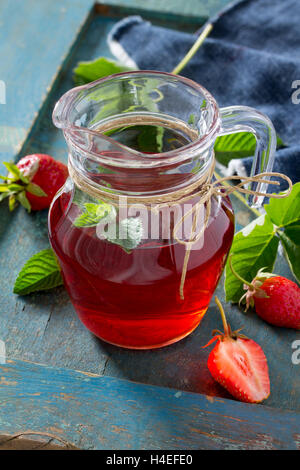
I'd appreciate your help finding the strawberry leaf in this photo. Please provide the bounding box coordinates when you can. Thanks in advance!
[214,133,284,166]
[265,182,300,228]
[3,162,29,183]
[73,57,133,86]
[225,214,279,302]
[14,248,63,295]
[278,223,300,283]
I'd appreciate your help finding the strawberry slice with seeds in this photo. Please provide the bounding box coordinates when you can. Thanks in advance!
[204,297,270,404]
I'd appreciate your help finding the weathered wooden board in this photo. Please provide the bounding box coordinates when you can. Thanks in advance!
[0,0,94,164]
[0,434,76,450]
[0,0,229,167]
[0,358,299,450]
[96,0,232,27]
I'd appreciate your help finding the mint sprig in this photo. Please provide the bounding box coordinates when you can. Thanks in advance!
[14,249,63,296]
[225,182,300,302]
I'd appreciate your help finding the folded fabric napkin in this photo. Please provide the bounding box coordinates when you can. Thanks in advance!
[108,0,300,191]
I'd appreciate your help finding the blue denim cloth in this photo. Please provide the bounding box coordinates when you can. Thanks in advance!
[109,0,300,190]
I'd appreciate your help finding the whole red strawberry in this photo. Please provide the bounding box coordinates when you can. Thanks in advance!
[243,271,300,330]
[0,154,68,211]
[204,297,270,404]
[229,256,300,330]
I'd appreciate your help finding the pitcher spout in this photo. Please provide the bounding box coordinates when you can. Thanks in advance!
[52,71,219,195]
[52,86,80,130]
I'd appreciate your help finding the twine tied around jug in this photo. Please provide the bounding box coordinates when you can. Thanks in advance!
[68,157,293,300]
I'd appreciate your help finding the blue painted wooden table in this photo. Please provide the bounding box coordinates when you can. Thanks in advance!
[0,0,299,450]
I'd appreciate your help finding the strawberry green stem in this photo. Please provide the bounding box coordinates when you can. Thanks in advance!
[172,23,213,75]
[228,254,253,289]
[215,296,229,336]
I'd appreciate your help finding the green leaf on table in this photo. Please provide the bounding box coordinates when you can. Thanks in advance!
[73,57,133,86]
[225,214,279,302]
[73,202,115,228]
[214,133,284,166]
[278,222,300,283]
[14,249,63,296]
[265,182,300,228]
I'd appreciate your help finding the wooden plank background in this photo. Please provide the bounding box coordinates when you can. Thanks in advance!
[0,0,95,164]
[0,358,299,450]
[96,0,232,25]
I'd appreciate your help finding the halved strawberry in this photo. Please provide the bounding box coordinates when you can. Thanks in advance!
[204,297,270,404]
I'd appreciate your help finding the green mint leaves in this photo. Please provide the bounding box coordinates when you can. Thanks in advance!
[72,186,116,228]
[73,201,115,228]
[102,217,144,253]
[225,182,300,302]
[14,249,63,296]
[73,57,133,86]
[72,189,143,252]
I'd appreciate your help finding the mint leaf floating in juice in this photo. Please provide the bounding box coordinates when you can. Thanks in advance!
[49,71,290,349]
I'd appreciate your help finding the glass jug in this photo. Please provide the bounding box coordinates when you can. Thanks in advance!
[49,71,276,349]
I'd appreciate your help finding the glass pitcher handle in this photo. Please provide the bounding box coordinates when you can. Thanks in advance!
[219,106,277,208]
